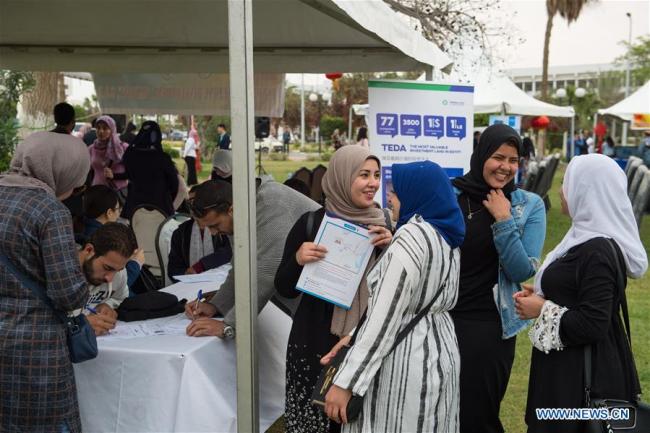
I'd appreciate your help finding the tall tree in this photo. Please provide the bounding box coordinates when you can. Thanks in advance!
[21,72,64,128]
[615,35,650,85]
[541,0,593,100]
[0,71,34,171]
[383,0,520,70]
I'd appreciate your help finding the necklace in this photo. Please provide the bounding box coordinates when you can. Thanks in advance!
[466,196,484,220]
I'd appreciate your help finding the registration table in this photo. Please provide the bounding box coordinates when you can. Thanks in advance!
[74,271,291,432]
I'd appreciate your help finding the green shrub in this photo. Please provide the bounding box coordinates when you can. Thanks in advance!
[162,141,181,159]
[319,115,346,140]
[321,150,333,162]
[269,152,288,161]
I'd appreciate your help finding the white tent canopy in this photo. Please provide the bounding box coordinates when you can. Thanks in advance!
[598,81,650,121]
[472,74,575,117]
[0,0,451,73]
[352,71,575,118]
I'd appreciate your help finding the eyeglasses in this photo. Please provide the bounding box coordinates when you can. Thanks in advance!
[189,199,221,218]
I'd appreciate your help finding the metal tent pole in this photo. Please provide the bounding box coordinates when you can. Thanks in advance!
[228,0,259,431]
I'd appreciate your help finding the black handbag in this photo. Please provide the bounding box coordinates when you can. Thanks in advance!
[0,252,98,363]
[583,240,650,432]
[116,290,186,322]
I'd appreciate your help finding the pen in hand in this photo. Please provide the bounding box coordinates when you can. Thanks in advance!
[193,290,203,321]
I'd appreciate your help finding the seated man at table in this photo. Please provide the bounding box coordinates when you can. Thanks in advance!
[185,178,320,338]
[77,222,139,335]
[168,183,232,281]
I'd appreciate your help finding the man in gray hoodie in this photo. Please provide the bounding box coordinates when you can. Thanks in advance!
[184,178,319,338]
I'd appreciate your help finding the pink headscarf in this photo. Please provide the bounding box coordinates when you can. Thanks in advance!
[93,115,126,163]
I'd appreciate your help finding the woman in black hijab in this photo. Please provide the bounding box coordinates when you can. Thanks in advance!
[118,121,179,219]
[451,124,547,433]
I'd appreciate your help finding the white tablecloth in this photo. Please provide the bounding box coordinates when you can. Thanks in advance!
[74,275,290,432]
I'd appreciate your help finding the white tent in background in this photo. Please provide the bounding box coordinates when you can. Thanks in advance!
[471,74,574,117]
[351,71,575,121]
[598,81,650,121]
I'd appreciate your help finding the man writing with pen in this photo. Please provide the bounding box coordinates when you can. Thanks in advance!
[184,178,320,338]
[75,222,139,335]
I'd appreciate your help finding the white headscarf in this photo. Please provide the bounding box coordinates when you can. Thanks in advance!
[534,154,647,295]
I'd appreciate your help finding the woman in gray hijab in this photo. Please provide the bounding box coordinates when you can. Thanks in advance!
[0,131,90,432]
[211,148,232,182]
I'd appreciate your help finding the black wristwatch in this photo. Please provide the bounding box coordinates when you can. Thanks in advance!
[223,325,235,339]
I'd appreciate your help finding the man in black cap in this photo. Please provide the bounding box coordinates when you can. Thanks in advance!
[51,102,76,134]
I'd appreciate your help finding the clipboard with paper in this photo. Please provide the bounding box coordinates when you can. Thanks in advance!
[296,213,374,309]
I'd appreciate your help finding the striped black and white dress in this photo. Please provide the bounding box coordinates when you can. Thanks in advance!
[333,215,461,433]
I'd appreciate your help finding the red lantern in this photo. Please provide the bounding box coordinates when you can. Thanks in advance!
[532,115,550,129]
[325,72,343,91]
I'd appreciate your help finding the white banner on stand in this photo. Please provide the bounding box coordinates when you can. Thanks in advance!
[368,79,474,207]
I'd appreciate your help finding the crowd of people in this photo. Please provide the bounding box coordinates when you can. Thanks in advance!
[0,102,648,433]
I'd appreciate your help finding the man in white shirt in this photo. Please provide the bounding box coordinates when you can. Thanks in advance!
[77,222,138,335]
[183,132,198,186]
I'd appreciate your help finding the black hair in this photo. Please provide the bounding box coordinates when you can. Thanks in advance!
[217,123,227,130]
[53,102,75,126]
[86,222,137,259]
[356,126,368,141]
[192,180,233,216]
[284,178,311,197]
[84,185,120,219]
[125,121,137,133]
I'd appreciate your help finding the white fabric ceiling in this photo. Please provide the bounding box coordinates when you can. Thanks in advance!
[0,0,452,73]
[93,73,286,116]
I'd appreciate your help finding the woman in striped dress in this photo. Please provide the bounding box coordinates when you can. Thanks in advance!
[324,160,466,433]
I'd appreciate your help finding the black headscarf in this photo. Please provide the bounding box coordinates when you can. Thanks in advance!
[452,124,521,201]
[133,121,163,152]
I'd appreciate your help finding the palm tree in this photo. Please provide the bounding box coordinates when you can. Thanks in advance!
[541,0,593,100]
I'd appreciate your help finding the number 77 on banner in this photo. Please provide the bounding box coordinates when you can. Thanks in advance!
[376,113,398,138]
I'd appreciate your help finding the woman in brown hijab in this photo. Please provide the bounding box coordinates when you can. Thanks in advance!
[275,145,393,433]
[0,132,90,432]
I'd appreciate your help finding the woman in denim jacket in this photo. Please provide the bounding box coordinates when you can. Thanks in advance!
[451,124,546,433]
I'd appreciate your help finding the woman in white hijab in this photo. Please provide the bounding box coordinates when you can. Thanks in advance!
[515,154,647,433]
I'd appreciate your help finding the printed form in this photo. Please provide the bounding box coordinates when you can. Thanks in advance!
[296,214,374,309]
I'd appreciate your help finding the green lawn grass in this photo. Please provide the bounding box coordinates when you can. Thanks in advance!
[180,157,650,433]
[175,157,328,185]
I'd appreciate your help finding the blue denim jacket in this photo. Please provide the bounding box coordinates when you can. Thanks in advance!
[456,188,547,339]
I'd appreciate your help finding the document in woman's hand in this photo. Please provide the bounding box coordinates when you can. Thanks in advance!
[296,213,374,309]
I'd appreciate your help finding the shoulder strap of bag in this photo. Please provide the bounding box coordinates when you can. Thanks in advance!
[0,252,68,324]
[305,210,316,240]
[584,238,630,405]
[350,245,454,355]
[606,239,631,343]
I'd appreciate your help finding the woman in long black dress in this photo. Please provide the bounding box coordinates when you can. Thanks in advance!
[106,121,179,219]
[274,145,392,433]
[451,124,547,433]
[515,154,647,433]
